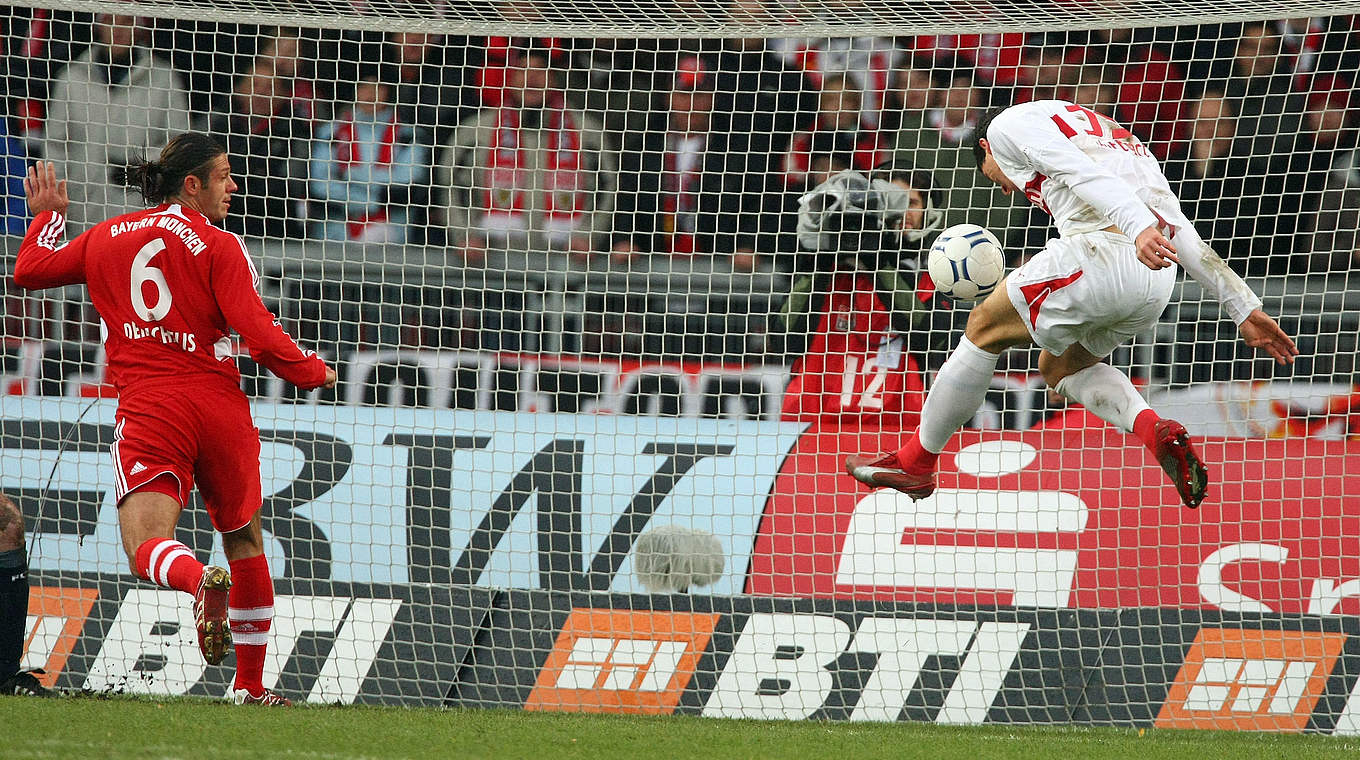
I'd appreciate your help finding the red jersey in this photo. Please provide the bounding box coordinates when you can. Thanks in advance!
[781,271,925,427]
[14,204,327,394]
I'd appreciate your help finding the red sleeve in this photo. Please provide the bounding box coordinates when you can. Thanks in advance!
[211,234,328,390]
[13,211,88,289]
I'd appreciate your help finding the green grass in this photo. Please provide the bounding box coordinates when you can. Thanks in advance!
[2,694,1356,760]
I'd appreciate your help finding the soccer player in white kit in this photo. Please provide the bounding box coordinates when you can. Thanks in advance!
[847,100,1298,508]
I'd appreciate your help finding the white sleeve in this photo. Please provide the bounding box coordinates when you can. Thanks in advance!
[988,117,1160,238]
[1170,224,1262,325]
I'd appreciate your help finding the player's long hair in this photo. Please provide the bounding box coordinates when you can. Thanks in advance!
[118,133,226,206]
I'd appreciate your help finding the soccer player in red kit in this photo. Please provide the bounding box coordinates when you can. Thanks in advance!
[14,134,338,706]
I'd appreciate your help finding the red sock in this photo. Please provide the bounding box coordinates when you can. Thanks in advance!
[893,434,939,475]
[1133,408,1162,451]
[228,553,274,695]
[133,538,204,595]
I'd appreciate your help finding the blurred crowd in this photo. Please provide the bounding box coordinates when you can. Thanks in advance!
[4,12,1360,276]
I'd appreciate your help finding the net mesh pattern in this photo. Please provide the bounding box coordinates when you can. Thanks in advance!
[4,0,1360,728]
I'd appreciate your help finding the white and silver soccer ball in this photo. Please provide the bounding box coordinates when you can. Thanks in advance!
[927,223,1006,301]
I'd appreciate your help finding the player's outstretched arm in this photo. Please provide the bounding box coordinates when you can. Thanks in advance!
[14,161,87,290]
[24,161,67,216]
[1238,309,1299,365]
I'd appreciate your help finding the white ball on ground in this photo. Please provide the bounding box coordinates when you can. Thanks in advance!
[927,223,1006,301]
[634,525,724,593]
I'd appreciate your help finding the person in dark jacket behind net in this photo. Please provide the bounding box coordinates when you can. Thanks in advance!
[777,157,959,428]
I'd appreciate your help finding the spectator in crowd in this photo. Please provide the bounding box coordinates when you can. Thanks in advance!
[258,28,318,125]
[474,34,565,110]
[1298,79,1360,271]
[892,68,1024,242]
[778,161,954,427]
[2,7,89,156]
[612,54,760,267]
[1013,42,1079,104]
[879,56,934,139]
[777,132,856,256]
[769,36,904,129]
[207,60,311,239]
[1,115,28,235]
[1280,79,1358,271]
[438,43,616,261]
[1196,22,1329,273]
[575,38,663,134]
[1163,90,1259,267]
[1087,27,1186,159]
[782,73,887,188]
[43,12,191,229]
[309,65,429,243]
[1222,21,1307,158]
[1277,16,1330,86]
[778,79,878,257]
[385,30,479,147]
[906,31,1028,87]
[708,36,818,261]
[927,71,981,147]
[1071,65,1121,112]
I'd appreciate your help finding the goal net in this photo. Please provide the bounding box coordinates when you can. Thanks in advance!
[6,0,1360,730]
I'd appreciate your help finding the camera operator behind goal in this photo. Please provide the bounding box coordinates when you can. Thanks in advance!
[777,158,959,428]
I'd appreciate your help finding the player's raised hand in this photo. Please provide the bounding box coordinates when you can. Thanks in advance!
[1134,225,1178,269]
[1238,309,1299,365]
[322,367,338,389]
[24,161,68,217]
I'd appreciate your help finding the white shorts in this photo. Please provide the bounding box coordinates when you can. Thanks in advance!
[1006,229,1176,358]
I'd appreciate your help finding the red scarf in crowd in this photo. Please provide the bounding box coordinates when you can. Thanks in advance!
[482,97,586,227]
[660,133,706,254]
[334,110,398,239]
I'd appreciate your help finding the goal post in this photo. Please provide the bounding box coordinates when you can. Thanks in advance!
[5,0,1360,730]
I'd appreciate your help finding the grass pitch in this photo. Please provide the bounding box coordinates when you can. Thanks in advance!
[2,694,1354,759]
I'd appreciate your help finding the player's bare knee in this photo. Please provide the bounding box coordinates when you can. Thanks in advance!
[963,307,1001,350]
[963,287,1030,354]
[964,310,1020,354]
[0,493,25,552]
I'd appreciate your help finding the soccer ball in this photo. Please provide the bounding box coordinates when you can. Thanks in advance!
[927,223,1006,301]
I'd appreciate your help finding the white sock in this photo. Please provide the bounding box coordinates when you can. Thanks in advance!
[918,336,1001,453]
[1053,363,1151,432]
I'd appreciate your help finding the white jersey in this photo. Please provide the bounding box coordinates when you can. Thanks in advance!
[987,100,1262,324]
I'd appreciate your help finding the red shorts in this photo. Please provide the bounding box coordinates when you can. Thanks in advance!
[111,383,263,533]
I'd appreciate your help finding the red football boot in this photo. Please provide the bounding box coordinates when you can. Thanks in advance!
[1151,418,1210,508]
[845,451,936,500]
[193,566,232,666]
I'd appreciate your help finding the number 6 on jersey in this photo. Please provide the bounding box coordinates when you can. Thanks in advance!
[130,238,172,321]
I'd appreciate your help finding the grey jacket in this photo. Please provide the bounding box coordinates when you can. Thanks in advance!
[43,49,191,229]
